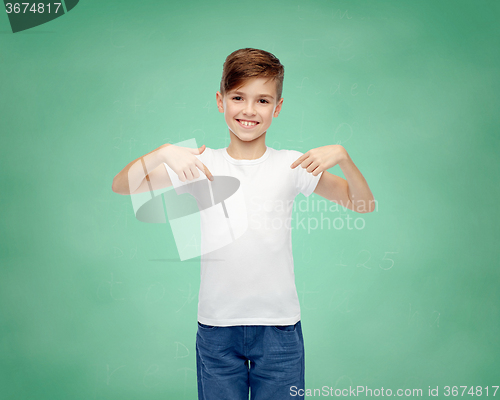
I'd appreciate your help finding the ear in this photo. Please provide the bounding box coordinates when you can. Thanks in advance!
[273,98,284,118]
[216,91,224,113]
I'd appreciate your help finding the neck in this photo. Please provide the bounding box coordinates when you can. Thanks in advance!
[226,131,267,160]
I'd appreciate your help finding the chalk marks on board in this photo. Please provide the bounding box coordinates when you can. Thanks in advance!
[329,289,354,313]
[301,244,399,271]
[112,94,158,115]
[298,36,357,60]
[175,343,196,397]
[408,303,441,328]
[297,6,352,21]
[143,364,162,388]
[294,243,403,314]
[110,202,132,228]
[429,310,441,328]
[145,282,166,304]
[379,252,398,270]
[356,249,399,270]
[366,84,375,96]
[270,140,282,150]
[298,281,320,311]
[97,337,197,391]
[329,37,355,61]
[97,272,125,301]
[100,362,196,392]
[301,39,321,58]
[355,249,372,269]
[112,245,137,259]
[354,250,399,271]
[332,9,352,20]
[333,122,353,145]
[174,341,190,359]
[175,283,196,313]
[330,81,375,97]
[296,109,314,143]
[96,276,198,315]
[106,363,126,385]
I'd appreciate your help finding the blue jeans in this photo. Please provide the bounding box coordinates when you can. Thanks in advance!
[196,320,305,400]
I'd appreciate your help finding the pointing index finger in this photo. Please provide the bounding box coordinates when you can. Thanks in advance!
[196,160,214,181]
[290,153,308,169]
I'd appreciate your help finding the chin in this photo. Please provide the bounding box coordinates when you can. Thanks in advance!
[228,126,267,142]
[229,129,254,140]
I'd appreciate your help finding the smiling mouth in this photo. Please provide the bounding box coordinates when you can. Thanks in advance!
[236,119,259,127]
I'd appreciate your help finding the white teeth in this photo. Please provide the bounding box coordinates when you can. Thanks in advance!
[239,120,257,126]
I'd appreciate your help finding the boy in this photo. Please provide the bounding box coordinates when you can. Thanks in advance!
[112,48,375,399]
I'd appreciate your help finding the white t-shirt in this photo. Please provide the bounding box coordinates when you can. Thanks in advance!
[173,146,323,326]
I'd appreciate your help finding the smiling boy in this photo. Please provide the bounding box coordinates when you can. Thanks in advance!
[112,48,375,400]
[196,48,375,400]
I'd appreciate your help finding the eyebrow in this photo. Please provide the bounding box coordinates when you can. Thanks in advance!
[230,91,275,100]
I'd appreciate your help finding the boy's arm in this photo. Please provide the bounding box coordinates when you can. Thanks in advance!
[291,145,376,213]
[313,171,354,211]
[112,144,172,195]
[112,144,214,195]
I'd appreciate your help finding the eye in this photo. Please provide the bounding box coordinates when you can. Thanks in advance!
[232,96,242,101]
[259,99,269,104]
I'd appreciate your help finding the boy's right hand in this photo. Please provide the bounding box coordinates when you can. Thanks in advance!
[161,144,214,182]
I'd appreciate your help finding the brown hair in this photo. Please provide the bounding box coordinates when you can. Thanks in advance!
[220,48,285,102]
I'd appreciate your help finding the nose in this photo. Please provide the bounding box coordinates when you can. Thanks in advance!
[243,102,256,116]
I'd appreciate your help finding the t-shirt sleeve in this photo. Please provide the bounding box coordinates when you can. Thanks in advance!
[289,150,324,197]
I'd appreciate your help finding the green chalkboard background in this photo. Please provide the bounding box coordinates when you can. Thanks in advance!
[1,0,499,399]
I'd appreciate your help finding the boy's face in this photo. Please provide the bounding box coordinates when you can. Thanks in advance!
[216,77,284,143]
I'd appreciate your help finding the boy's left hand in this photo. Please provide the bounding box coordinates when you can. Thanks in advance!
[290,145,348,176]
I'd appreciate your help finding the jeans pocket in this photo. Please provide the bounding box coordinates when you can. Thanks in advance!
[198,321,218,330]
[272,323,296,333]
